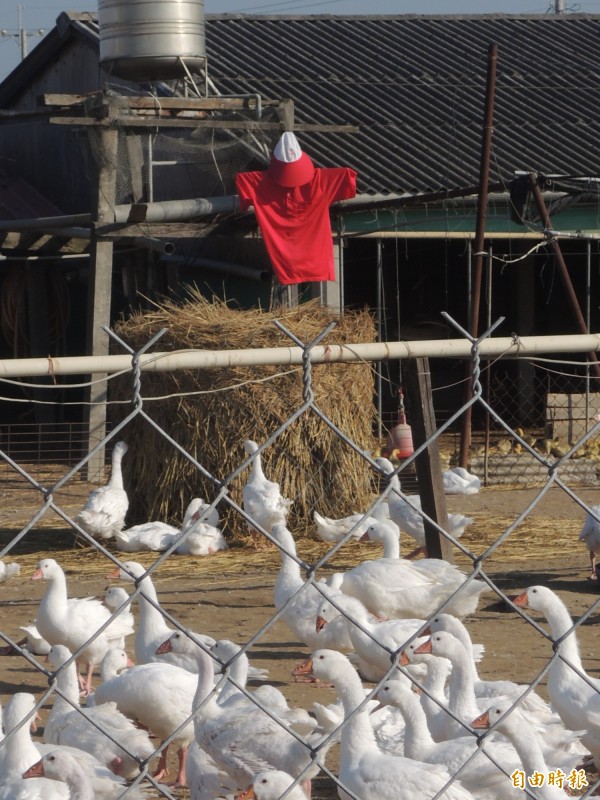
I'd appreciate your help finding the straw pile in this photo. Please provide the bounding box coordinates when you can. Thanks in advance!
[109,292,379,542]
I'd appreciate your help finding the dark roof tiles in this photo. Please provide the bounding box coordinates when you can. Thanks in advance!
[2,12,599,196]
[204,14,600,194]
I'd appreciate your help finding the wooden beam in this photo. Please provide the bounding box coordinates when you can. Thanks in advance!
[95,222,221,239]
[40,93,284,111]
[403,357,454,563]
[49,115,359,132]
[86,127,119,480]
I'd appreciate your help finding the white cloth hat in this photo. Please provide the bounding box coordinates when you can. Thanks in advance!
[269,132,315,187]
[273,132,303,163]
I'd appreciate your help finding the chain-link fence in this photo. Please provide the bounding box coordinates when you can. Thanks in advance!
[0,315,599,800]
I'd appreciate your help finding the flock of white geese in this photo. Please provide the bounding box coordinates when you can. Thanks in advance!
[0,438,599,800]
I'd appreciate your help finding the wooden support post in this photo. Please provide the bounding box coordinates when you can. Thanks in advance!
[404,357,454,563]
[459,42,498,469]
[25,262,54,425]
[85,126,119,480]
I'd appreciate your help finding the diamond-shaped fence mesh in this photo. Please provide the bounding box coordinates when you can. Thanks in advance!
[0,316,599,800]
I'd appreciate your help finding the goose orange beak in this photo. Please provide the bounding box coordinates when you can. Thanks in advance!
[316,615,327,633]
[414,638,432,655]
[22,758,44,779]
[32,568,43,581]
[235,787,256,800]
[106,566,121,580]
[292,657,313,678]
[398,650,410,666]
[513,591,529,607]
[156,638,173,655]
[471,710,490,730]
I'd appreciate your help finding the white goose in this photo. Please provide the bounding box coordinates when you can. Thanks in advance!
[242,440,292,546]
[0,693,66,800]
[316,592,426,682]
[364,519,482,588]
[19,624,51,655]
[32,558,134,695]
[157,629,326,795]
[176,498,227,555]
[45,644,155,779]
[108,560,214,672]
[292,649,475,800]
[313,503,392,543]
[101,585,135,647]
[472,701,571,800]
[514,585,600,764]
[75,441,129,540]
[271,523,353,653]
[376,679,522,800]
[425,613,554,719]
[235,769,309,800]
[398,637,453,743]
[115,498,224,554]
[115,520,179,553]
[0,692,141,800]
[578,504,600,579]
[90,646,197,786]
[0,560,20,582]
[211,638,316,735]
[414,631,496,740]
[0,623,51,657]
[23,751,94,800]
[330,520,488,620]
[415,630,583,763]
[185,740,238,800]
[443,467,481,495]
[376,457,473,558]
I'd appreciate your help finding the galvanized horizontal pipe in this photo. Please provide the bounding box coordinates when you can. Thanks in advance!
[113,195,241,223]
[1,333,599,378]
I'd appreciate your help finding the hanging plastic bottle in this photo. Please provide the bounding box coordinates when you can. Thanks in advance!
[384,388,414,459]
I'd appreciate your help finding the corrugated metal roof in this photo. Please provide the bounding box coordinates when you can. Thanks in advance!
[0,175,64,219]
[204,14,600,195]
[2,13,600,197]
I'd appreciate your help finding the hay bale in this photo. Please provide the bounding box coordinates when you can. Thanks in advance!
[110,292,378,542]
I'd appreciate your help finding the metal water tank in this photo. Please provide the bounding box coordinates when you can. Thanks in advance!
[98,0,206,81]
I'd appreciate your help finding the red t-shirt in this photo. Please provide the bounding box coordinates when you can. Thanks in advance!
[235,167,357,285]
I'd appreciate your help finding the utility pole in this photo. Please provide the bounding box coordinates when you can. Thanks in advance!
[0,5,45,62]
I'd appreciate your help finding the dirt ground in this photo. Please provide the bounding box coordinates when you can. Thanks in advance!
[0,482,599,798]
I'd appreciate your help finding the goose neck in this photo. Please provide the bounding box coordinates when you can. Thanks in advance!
[50,660,81,714]
[217,654,250,704]
[330,664,379,764]
[135,577,167,629]
[109,451,125,489]
[192,647,221,738]
[250,453,267,483]
[540,599,583,668]
[274,538,304,605]
[380,531,400,559]
[60,760,94,800]
[396,696,435,759]
[40,572,68,616]
[1,707,40,774]
[499,720,548,778]
[446,651,479,720]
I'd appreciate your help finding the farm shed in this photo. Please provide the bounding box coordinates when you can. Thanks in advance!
[1,12,600,468]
